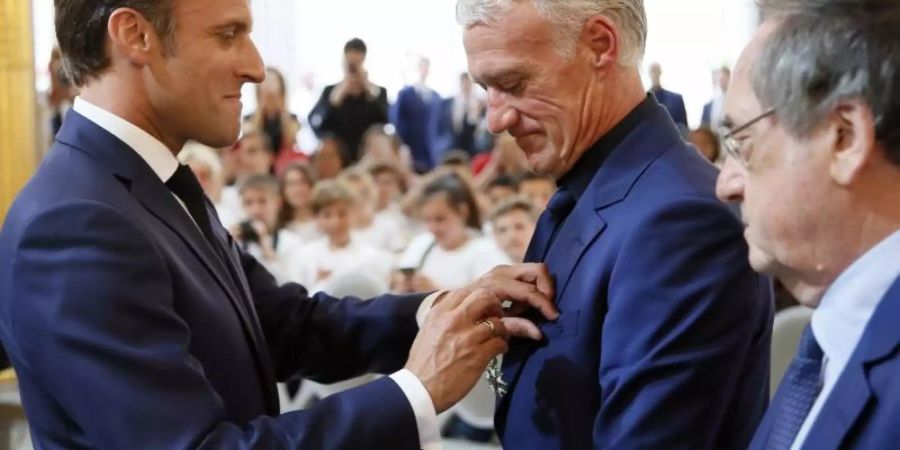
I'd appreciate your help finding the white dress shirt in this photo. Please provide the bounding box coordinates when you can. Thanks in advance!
[791,230,900,449]
[72,97,441,449]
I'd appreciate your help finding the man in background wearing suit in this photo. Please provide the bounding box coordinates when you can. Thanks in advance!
[648,62,689,133]
[717,1,900,448]
[0,1,558,449]
[701,66,730,129]
[391,56,444,173]
[458,0,772,448]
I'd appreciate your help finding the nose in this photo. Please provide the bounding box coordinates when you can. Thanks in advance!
[716,156,746,203]
[240,38,266,84]
[485,87,519,135]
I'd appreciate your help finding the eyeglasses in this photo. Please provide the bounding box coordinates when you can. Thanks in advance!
[719,107,775,168]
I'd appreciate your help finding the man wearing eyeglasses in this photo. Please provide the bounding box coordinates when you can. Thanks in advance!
[717,1,900,449]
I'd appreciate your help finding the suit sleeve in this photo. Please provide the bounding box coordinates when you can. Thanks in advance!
[594,199,770,449]
[308,86,336,138]
[238,243,425,383]
[10,201,420,450]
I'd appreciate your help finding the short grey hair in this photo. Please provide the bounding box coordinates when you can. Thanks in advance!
[754,0,900,165]
[456,0,647,67]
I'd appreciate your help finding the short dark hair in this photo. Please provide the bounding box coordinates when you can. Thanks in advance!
[55,0,176,86]
[344,38,368,55]
[420,172,482,230]
[487,174,519,191]
[490,196,538,222]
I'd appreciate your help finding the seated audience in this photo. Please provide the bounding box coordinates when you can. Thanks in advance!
[485,174,519,210]
[340,167,408,253]
[288,179,392,292]
[311,134,347,180]
[517,172,555,211]
[244,67,305,173]
[490,197,538,263]
[277,161,320,243]
[689,127,721,164]
[231,175,302,284]
[179,141,241,229]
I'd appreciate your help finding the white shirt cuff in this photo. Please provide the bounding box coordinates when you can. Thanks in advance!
[416,291,446,327]
[389,369,442,450]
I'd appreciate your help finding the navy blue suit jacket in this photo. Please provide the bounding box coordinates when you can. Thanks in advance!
[749,276,900,450]
[701,101,713,128]
[391,85,443,173]
[0,111,425,449]
[651,88,689,131]
[495,105,773,449]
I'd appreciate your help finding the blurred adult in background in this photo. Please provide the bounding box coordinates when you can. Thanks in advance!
[244,67,305,174]
[277,161,319,244]
[392,56,444,174]
[490,197,538,263]
[46,47,77,140]
[179,141,242,229]
[460,0,771,448]
[689,127,721,164]
[309,38,389,165]
[438,72,489,157]
[716,2,900,448]
[232,175,303,284]
[701,66,731,129]
[311,134,347,180]
[648,62,689,133]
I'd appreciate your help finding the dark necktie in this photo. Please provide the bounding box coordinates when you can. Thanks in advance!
[524,188,576,263]
[165,164,217,248]
[766,325,824,450]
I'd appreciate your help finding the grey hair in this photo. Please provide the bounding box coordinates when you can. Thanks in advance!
[456,0,647,67]
[754,0,900,164]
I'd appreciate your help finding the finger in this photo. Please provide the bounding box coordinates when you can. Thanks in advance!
[493,279,559,321]
[479,336,509,361]
[474,317,509,342]
[434,286,473,312]
[459,289,504,323]
[501,317,543,341]
[506,263,555,299]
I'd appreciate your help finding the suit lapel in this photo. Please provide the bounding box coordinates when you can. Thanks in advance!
[801,277,900,449]
[58,112,279,412]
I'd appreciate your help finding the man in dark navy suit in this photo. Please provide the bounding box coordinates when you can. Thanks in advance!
[391,56,445,173]
[648,62,689,133]
[718,2,900,449]
[0,1,558,449]
[458,0,772,448]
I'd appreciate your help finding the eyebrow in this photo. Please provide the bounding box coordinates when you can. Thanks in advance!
[211,18,251,33]
[473,69,528,89]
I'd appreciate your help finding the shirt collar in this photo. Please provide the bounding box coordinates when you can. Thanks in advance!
[558,94,658,200]
[812,230,900,371]
[73,97,179,183]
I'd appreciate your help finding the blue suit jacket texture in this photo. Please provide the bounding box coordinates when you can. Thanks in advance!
[0,111,425,449]
[749,276,900,450]
[495,105,774,449]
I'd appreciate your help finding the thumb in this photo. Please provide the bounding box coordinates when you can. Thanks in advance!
[501,317,543,341]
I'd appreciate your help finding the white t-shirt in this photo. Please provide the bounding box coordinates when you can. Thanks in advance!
[244,229,304,285]
[283,220,321,246]
[216,185,245,230]
[355,211,410,254]
[288,235,395,293]
[398,232,511,290]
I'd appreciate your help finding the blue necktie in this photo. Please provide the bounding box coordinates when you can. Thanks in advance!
[766,325,824,450]
[524,188,576,263]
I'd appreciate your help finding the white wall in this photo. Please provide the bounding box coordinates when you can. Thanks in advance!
[32,0,759,128]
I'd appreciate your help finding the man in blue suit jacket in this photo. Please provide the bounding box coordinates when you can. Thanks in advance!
[459,1,772,448]
[391,57,445,173]
[718,2,900,449]
[648,62,689,133]
[0,2,558,449]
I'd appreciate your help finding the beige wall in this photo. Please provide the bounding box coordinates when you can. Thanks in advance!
[0,0,38,224]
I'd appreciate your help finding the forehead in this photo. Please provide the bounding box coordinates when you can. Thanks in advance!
[175,0,252,27]
[463,4,556,81]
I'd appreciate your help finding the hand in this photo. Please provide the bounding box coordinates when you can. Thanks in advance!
[411,273,438,292]
[405,288,510,413]
[447,263,558,340]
